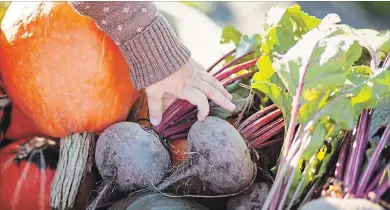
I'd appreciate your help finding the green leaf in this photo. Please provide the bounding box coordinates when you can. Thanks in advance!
[349,68,390,108]
[220,26,262,65]
[261,26,297,55]
[235,34,262,59]
[312,68,390,133]
[0,2,10,23]
[251,55,292,125]
[220,25,242,46]
[298,90,330,124]
[286,4,322,38]
[326,97,359,130]
[302,122,326,159]
[346,65,373,86]
[264,7,292,31]
[336,25,389,65]
[252,81,292,123]
[273,32,362,98]
[255,55,276,81]
[210,86,250,119]
[370,98,390,138]
[351,84,372,105]
[355,29,390,54]
[269,15,389,205]
[264,4,321,38]
[289,130,344,204]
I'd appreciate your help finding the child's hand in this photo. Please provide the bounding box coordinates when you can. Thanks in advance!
[145,58,236,126]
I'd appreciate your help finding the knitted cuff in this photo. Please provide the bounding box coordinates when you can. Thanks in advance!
[121,14,191,89]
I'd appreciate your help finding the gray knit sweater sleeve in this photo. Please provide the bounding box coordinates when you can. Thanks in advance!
[69,1,191,89]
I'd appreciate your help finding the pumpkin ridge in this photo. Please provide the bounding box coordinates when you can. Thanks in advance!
[39,158,47,210]
[11,151,34,210]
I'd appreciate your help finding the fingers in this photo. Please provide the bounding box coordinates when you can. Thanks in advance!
[192,78,236,112]
[180,85,209,121]
[193,60,207,72]
[197,71,233,100]
[147,94,163,126]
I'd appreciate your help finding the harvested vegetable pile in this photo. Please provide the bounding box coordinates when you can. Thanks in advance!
[0,2,389,210]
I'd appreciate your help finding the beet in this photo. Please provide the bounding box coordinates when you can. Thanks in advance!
[95,122,171,192]
[157,116,256,195]
[300,197,385,210]
[226,182,269,210]
[108,191,209,210]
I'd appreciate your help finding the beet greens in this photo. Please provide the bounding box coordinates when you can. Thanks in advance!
[246,6,390,209]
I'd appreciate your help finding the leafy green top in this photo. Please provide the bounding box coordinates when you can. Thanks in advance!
[232,3,390,207]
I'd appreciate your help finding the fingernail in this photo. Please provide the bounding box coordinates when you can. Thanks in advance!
[229,103,236,112]
[150,117,160,126]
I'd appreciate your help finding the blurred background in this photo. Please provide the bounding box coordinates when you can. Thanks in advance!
[180,1,390,33]
[1,1,389,68]
[158,1,390,68]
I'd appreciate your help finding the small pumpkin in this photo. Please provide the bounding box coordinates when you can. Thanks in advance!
[0,137,58,210]
[5,107,44,140]
[0,137,96,210]
[0,2,140,138]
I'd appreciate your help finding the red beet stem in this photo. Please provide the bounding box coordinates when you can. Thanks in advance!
[215,58,259,81]
[212,50,255,77]
[240,109,282,139]
[238,104,278,131]
[161,120,196,138]
[344,110,372,194]
[168,133,188,140]
[154,100,186,131]
[248,121,285,148]
[370,177,389,202]
[206,49,236,73]
[247,117,284,142]
[356,122,390,196]
[335,131,353,181]
[254,138,284,150]
[222,71,256,87]
[171,108,198,125]
[366,163,390,194]
[154,101,191,132]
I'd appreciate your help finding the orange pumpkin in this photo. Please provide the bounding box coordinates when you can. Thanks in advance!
[0,137,58,210]
[0,2,139,138]
[6,107,44,140]
[129,91,151,128]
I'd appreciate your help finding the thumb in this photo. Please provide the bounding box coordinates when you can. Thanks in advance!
[147,94,163,126]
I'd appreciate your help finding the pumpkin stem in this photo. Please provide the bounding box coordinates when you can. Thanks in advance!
[50,132,95,210]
